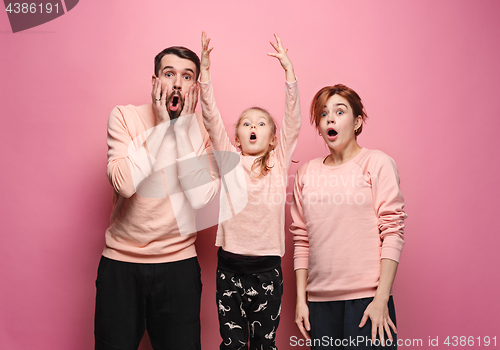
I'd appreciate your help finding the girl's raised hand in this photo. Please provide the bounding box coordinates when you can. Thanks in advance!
[268,34,295,82]
[200,31,213,82]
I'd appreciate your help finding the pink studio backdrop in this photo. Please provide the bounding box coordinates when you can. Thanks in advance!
[1,0,499,349]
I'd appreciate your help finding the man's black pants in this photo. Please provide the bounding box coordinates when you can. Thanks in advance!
[94,256,202,350]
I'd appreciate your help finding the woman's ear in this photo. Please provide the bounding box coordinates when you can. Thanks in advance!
[355,115,363,130]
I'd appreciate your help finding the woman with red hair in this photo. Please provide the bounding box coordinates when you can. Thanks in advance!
[291,85,406,349]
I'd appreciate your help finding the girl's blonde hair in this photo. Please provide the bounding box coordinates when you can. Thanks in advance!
[235,107,277,177]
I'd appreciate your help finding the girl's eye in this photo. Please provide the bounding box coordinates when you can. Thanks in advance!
[259,122,265,126]
[336,110,344,115]
[243,122,250,126]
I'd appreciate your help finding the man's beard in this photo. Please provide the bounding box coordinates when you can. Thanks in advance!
[167,92,184,120]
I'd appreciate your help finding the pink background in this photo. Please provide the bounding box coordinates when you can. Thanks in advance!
[1,0,500,349]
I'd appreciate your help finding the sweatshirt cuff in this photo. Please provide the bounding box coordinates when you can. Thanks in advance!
[381,247,402,263]
[294,257,309,271]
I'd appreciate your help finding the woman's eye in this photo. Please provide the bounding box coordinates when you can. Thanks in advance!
[321,112,327,117]
[336,110,344,115]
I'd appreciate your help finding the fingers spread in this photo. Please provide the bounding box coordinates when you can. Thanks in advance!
[378,325,385,346]
[359,313,368,328]
[388,317,397,333]
[269,40,278,51]
[384,322,393,342]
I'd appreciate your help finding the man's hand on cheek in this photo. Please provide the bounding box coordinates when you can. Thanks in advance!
[151,77,171,125]
[174,84,199,134]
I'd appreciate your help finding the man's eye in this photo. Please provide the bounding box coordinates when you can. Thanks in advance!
[183,75,191,80]
[166,73,173,77]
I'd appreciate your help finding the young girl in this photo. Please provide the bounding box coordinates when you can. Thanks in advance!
[291,85,406,349]
[199,32,301,350]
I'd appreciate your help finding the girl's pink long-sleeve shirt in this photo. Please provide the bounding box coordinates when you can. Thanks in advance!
[290,149,406,301]
[200,79,301,257]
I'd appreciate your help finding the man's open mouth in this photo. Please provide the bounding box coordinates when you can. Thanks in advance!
[172,96,179,107]
[169,94,181,112]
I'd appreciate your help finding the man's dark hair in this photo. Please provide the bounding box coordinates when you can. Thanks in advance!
[154,46,200,80]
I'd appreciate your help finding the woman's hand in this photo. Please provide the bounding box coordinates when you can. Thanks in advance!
[359,297,397,347]
[295,300,311,340]
[268,33,296,82]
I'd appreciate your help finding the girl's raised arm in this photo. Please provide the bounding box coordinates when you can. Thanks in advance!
[199,31,237,156]
[268,34,301,168]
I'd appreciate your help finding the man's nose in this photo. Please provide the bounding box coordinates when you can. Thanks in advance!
[173,77,182,91]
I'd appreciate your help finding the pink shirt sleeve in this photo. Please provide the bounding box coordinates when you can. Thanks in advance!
[370,154,406,262]
[199,80,238,154]
[290,164,310,270]
[275,80,301,170]
[106,106,158,198]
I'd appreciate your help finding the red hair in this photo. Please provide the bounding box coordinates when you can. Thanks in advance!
[310,84,367,137]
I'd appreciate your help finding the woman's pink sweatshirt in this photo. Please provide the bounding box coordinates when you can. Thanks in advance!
[199,79,301,257]
[290,149,406,301]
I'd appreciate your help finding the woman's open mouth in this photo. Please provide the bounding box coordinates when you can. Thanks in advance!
[327,128,338,140]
